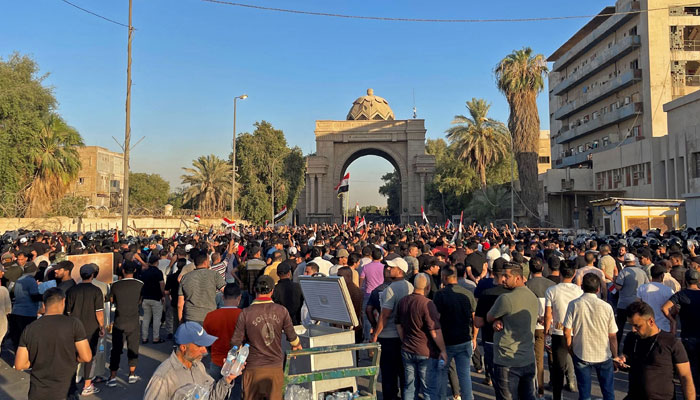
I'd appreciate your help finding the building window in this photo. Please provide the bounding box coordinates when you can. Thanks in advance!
[78,178,84,185]
[630,59,639,70]
[602,136,610,147]
[694,153,700,178]
[538,156,550,164]
[629,26,638,36]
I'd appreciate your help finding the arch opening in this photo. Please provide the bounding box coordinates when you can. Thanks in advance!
[341,149,402,224]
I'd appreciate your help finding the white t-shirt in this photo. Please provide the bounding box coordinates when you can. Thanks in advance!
[637,282,675,332]
[545,282,583,336]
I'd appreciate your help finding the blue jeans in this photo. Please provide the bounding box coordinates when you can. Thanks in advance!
[493,363,536,400]
[572,355,614,400]
[425,358,442,400]
[401,351,429,400]
[442,341,474,400]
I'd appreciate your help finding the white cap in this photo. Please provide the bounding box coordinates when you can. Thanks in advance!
[623,253,637,263]
[386,257,409,274]
[185,244,194,252]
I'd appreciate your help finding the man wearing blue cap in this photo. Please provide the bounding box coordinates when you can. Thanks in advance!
[143,321,243,400]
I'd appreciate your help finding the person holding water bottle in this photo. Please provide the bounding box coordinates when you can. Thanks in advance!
[143,321,243,400]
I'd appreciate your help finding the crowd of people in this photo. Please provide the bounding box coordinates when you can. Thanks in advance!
[1,222,700,400]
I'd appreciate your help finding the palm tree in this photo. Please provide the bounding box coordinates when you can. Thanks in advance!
[466,185,512,223]
[495,47,548,223]
[25,114,84,217]
[181,154,231,213]
[446,98,510,187]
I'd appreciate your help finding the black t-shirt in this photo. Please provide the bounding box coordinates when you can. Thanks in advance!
[57,279,76,294]
[165,271,181,307]
[623,331,689,400]
[368,282,390,311]
[65,282,104,334]
[669,288,700,338]
[449,248,467,266]
[140,266,164,301]
[272,278,304,325]
[465,252,486,279]
[546,274,562,284]
[19,315,87,400]
[474,285,510,343]
[574,255,587,270]
[433,284,476,345]
[670,266,687,290]
[111,278,144,328]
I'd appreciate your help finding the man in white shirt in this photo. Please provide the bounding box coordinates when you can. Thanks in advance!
[564,273,617,400]
[544,265,582,400]
[637,264,675,332]
[574,252,607,300]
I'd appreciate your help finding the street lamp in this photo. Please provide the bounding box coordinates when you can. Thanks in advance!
[232,94,248,217]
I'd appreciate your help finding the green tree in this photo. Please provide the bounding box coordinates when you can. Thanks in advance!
[181,154,231,213]
[446,98,510,187]
[425,138,477,218]
[0,53,58,216]
[48,195,88,218]
[495,47,548,223]
[235,121,305,224]
[465,185,512,224]
[129,172,170,209]
[25,114,83,217]
[378,171,401,217]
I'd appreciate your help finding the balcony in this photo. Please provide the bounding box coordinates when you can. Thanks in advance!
[554,69,642,120]
[555,102,642,145]
[552,35,641,96]
[556,136,638,169]
[552,1,640,72]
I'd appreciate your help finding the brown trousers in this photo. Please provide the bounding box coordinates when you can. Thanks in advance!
[534,329,546,396]
[243,366,284,400]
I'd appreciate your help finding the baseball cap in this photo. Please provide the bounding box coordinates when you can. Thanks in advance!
[386,257,409,274]
[174,321,218,346]
[80,263,98,276]
[623,253,637,263]
[53,252,68,263]
[336,249,349,258]
[686,269,700,284]
[185,244,194,253]
[277,260,294,276]
[1,252,13,262]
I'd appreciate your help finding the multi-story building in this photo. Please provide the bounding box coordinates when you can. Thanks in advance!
[538,130,552,174]
[69,146,124,209]
[540,0,700,228]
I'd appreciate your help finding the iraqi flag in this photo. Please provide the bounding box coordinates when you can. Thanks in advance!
[335,173,349,195]
[445,219,453,230]
[451,211,464,244]
[221,217,234,228]
[421,206,429,225]
[356,216,366,230]
[274,205,288,222]
[194,215,201,223]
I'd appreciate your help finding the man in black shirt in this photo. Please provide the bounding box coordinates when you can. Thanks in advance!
[15,287,92,400]
[464,241,487,283]
[54,260,76,293]
[140,254,165,343]
[108,261,144,387]
[474,264,509,386]
[434,265,477,400]
[618,301,695,400]
[271,261,303,325]
[662,269,700,393]
[65,264,105,396]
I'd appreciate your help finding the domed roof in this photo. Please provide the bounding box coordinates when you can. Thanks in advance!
[346,89,395,121]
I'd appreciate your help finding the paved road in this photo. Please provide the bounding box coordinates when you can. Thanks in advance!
[0,332,639,400]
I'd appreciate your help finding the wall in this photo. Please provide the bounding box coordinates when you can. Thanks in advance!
[0,217,226,235]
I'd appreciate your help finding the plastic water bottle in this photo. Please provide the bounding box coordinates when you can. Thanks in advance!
[98,338,105,353]
[220,346,239,376]
[229,344,249,376]
[438,359,445,369]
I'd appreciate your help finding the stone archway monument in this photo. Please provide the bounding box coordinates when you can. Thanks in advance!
[297,89,436,225]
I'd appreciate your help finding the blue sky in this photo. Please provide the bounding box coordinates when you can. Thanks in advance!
[3,0,611,206]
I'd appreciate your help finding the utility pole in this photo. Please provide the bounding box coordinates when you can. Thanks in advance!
[122,0,133,235]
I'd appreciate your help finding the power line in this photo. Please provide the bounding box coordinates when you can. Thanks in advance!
[200,0,668,23]
[59,0,131,28]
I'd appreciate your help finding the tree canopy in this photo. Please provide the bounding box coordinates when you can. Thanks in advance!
[235,121,305,224]
[129,173,170,209]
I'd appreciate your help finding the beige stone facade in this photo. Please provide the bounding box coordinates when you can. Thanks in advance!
[296,90,435,224]
[540,0,700,229]
[69,146,124,209]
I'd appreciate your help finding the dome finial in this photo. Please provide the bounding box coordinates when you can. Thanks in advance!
[367,88,374,96]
